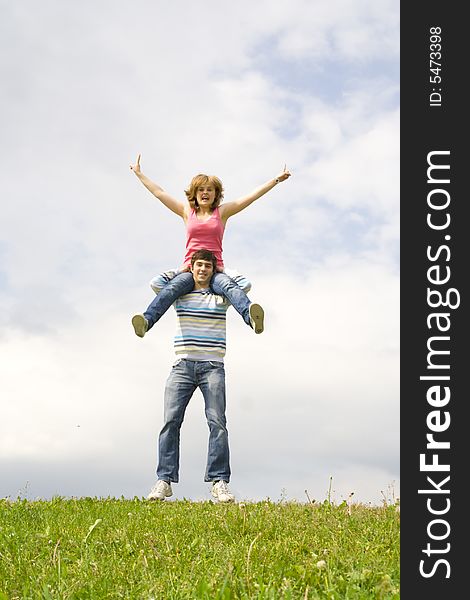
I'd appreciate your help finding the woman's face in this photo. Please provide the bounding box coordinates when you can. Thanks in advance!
[196,184,216,208]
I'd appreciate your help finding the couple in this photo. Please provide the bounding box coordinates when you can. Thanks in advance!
[130,158,291,502]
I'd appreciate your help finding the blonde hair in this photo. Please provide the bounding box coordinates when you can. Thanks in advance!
[185,174,224,210]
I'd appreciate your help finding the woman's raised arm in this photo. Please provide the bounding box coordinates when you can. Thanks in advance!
[130,154,186,218]
[219,165,291,221]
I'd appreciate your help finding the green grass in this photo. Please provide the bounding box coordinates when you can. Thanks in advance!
[0,496,399,599]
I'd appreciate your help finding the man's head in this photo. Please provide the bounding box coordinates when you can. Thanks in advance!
[190,249,217,288]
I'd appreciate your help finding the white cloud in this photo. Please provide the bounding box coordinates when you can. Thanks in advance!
[283,0,398,62]
[309,109,399,213]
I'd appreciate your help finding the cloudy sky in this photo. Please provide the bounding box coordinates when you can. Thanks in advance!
[1,0,399,505]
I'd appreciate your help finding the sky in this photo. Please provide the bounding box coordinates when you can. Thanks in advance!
[0,0,399,505]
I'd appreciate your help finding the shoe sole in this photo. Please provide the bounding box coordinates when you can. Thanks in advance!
[132,314,147,338]
[147,490,173,501]
[249,304,264,334]
[210,494,235,504]
[211,488,235,503]
[147,494,173,502]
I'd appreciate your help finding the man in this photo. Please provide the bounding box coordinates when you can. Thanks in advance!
[142,249,252,503]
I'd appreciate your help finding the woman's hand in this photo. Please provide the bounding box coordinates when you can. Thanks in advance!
[275,164,291,183]
[130,154,142,175]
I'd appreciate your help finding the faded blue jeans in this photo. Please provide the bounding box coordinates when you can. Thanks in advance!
[143,272,251,329]
[157,358,230,483]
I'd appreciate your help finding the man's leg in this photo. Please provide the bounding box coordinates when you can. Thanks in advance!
[157,359,196,483]
[210,273,264,333]
[197,361,231,483]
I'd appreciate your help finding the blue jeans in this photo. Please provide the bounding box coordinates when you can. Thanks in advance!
[144,272,195,329]
[211,272,251,325]
[144,271,251,329]
[157,359,230,483]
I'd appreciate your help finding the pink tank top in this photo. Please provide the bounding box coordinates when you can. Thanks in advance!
[183,207,225,268]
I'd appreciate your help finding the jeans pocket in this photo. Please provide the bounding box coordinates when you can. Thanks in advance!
[208,361,224,369]
[173,358,184,368]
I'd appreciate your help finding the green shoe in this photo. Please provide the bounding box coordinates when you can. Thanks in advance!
[132,314,148,338]
[249,303,264,334]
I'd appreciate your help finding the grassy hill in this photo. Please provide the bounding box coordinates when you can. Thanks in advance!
[0,496,399,599]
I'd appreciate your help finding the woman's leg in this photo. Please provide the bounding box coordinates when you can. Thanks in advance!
[210,272,252,325]
[211,273,264,333]
[140,272,194,332]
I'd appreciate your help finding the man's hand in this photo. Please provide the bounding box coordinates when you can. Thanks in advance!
[130,154,142,175]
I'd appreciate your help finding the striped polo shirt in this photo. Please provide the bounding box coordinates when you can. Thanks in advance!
[174,289,228,360]
[149,268,251,362]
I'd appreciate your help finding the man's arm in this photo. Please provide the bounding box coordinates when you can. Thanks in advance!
[223,269,251,294]
[149,269,179,295]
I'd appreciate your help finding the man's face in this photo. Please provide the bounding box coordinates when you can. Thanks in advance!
[190,259,214,287]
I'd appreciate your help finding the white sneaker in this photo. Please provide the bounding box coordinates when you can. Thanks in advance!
[132,314,148,338]
[147,480,172,501]
[211,480,235,503]
[249,303,264,334]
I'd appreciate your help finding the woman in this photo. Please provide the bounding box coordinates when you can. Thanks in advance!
[129,154,291,337]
